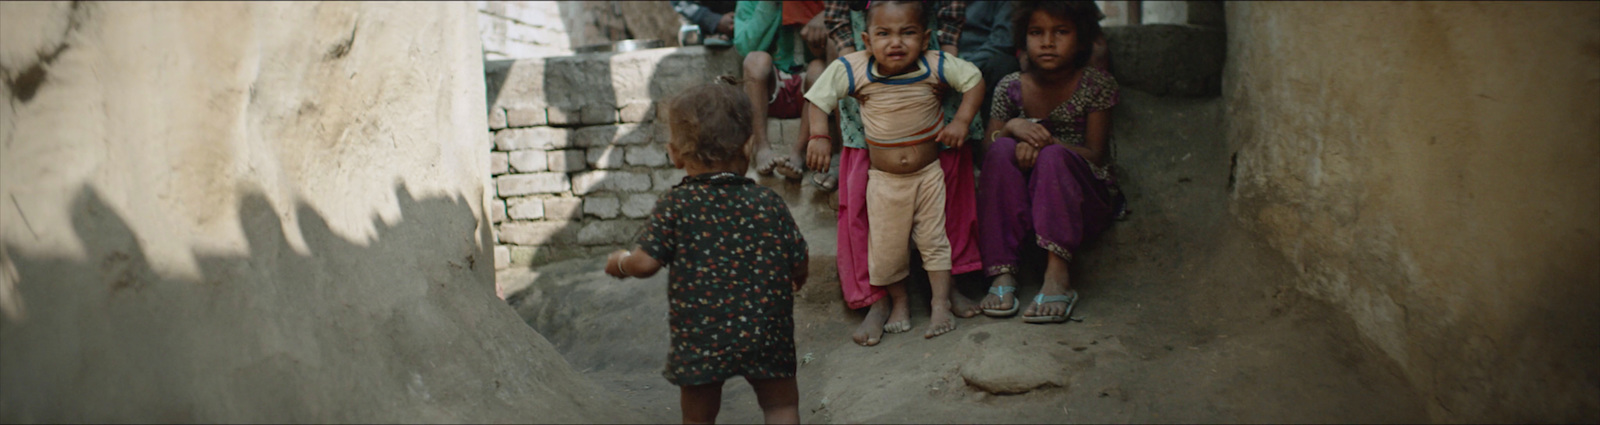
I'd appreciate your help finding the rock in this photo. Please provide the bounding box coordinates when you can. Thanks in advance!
[959,329,1072,395]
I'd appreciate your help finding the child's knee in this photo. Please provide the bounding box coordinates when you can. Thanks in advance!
[1037,144,1071,161]
[743,52,774,77]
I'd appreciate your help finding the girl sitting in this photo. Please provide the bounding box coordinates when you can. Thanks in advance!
[976,1,1124,323]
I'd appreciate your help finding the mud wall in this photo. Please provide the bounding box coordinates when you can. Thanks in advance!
[0,2,634,422]
[1224,2,1599,422]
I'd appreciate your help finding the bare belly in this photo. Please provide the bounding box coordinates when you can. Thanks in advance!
[869,142,941,174]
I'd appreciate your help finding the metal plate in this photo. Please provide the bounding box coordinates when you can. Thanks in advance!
[573,39,665,54]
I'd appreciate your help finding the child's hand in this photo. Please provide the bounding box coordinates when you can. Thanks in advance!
[1015,141,1040,170]
[1005,118,1052,148]
[937,123,969,149]
[604,250,629,278]
[806,136,832,172]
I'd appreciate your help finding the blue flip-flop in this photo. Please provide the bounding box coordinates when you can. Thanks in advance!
[1022,290,1078,324]
[981,285,1018,317]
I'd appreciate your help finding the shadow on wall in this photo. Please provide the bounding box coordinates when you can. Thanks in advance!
[0,183,630,423]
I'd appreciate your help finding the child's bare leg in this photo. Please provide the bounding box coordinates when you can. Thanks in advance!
[679,381,724,424]
[924,270,958,338]
[851,296,890,346]
[1024,252,1074,318]
[749,377,800,424]
[742,51,779,174]
[884,280,912,333]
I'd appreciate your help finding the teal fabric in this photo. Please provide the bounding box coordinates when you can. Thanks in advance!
[736,1,810,72]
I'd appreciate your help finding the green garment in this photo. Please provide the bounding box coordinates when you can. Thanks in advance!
[734,1,808,72]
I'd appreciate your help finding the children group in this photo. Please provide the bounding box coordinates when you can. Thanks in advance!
[605,2,1123,423]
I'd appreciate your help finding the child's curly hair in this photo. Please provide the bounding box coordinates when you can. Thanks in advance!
[1012,1,1105,71]
[665,78,753,166]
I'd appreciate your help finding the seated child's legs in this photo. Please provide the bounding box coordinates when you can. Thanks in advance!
[749,376,800,424]
[679,380,724,425]
[741,51,779,171]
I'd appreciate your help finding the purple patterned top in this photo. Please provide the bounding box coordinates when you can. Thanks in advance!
[989,67,1120,147]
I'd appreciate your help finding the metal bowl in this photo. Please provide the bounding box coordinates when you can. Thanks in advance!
[573,39,665,54]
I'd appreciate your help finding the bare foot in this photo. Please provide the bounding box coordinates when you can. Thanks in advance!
[949,290,981,318]
[924,300,957,338]
[751,145,781,175]
[980,274,1018,315]
[773,152,805,180]
[852,298,891,346]
[884,298,912,334]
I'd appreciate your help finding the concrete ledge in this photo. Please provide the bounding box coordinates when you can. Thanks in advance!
[1106,24,1225,97]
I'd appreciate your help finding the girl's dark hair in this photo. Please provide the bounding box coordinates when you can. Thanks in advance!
[665,79,752,166]
[1011,1,1105,70]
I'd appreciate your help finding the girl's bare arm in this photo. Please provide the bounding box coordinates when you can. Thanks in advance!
[606,248,664,278]
[1075,109,1111,166]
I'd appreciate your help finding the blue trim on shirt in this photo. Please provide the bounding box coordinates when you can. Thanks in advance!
[840,56,857,94]
[865,56,930,85]
[936,51,946,84]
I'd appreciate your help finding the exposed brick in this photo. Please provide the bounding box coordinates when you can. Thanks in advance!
[653,168,688,191]
[489,107,508,130]
[546,149,588,173]
[572,125,618,148]
[543,197,583,220]
[495,127,571,151]
[507,197,546,220]
[490,199,506,224]
[490,152,510,175]
[581,104,619,125]
[572,170,652,195]
[616,123,656,146]
[583,195,621,219]
[586,146,626,169]
[547,107,582,126]
[577,219,645,246]
[509,150,548,172]
[498,221,578,245]
[493,245,510,270]
[618,100,655,123]
[509,245,535,266]
[496,173,569,196]
[625,144,669,167]
[573,124,655,148]
[506,106,547,128]
[622,194,658,218]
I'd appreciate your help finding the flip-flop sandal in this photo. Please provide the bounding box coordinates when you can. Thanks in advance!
[808,170,838,192]
[807,155,840,192]
[1022,290,1078,324]
[980,285,1019,317]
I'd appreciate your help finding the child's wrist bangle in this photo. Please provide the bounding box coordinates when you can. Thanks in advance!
[990,130,1003,141]
[617,251,633,277]
[808,134,832,141]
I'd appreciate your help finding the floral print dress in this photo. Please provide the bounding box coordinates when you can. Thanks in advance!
[637,172,808,387]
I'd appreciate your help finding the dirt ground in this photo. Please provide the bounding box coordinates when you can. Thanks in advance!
[497,89,1430,423]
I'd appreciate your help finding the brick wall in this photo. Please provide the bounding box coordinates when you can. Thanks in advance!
[486,46,788,269]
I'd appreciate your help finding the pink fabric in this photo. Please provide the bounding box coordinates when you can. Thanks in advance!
[837,146,982,310]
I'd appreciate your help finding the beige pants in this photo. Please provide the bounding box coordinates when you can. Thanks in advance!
[866,161,951,286]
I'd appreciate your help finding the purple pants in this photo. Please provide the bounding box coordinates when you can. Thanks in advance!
[977,137,1116,277]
